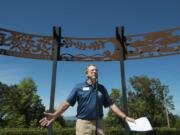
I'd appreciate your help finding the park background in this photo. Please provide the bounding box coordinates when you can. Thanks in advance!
[0,0,180,134]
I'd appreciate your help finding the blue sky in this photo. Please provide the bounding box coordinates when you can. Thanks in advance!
[0,0,180,116]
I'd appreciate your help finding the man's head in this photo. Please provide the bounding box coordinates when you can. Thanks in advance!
[85,64,98,80]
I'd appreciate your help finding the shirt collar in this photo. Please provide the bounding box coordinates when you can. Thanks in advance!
[85,79,98,87]
[85,79,91,86]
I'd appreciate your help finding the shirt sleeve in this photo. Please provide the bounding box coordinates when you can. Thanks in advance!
[66,85,78,106]
[102,86,113,108]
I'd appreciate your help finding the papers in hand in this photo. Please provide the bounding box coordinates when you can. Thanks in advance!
[127,117,153,132]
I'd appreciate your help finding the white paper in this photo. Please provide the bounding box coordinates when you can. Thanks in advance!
[127,117,153,132]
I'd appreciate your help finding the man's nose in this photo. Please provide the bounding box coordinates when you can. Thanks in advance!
[93,69,97,73]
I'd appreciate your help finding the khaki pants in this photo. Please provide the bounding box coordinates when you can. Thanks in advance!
[76,119,105,135]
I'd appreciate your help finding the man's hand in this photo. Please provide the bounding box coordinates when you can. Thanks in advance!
[39,101,70,127]
[125,116,135,123]
[39,112,56,127]
[110,104,135,123]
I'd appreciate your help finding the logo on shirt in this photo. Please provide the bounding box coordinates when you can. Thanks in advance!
[82,87,90,91]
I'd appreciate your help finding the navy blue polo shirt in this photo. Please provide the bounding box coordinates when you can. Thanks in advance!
[66,82,113,120]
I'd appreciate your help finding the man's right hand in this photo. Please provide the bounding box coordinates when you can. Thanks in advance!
[39,112,56,127]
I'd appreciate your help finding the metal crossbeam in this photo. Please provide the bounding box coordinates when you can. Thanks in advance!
[1,27,179,61]
[126,27,180,60]
[0,28,53,60]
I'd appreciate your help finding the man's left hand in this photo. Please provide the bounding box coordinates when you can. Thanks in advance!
[125,116,135,123]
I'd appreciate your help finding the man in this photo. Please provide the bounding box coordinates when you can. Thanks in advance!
[39,64,134,135]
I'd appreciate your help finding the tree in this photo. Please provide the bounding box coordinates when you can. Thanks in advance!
[174,115,180,129]
[16,78,46,127]
[128,75,175,127]
[105,88,124,128]
[0,82,18,127]
[55,115,66,128]
[0,78,46,128]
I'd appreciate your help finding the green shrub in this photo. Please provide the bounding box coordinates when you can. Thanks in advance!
[0,127,180,135]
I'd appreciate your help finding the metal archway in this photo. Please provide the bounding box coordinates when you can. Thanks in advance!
[0,26,180,135]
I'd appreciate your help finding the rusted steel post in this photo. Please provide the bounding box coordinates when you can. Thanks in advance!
[48,26,61,135]
[116,26,129,135]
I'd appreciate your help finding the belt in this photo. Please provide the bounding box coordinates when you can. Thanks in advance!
[77,118,102,124]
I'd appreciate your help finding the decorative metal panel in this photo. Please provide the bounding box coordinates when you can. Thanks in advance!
[0,27,180,61]
[0,28,53,60]
[0,28,122,61]
[60,37,121,61]
[126,27,180,60]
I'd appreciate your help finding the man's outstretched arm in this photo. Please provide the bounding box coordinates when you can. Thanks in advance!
[110,103,135,122]
[53,101,70,118]
[39,101,70,127]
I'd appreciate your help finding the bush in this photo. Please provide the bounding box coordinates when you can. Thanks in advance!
[0,128,75,135]
[0,128,47,135]
[0,127,180,135]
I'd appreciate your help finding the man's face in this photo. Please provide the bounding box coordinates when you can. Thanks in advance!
[86,65,98,79]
